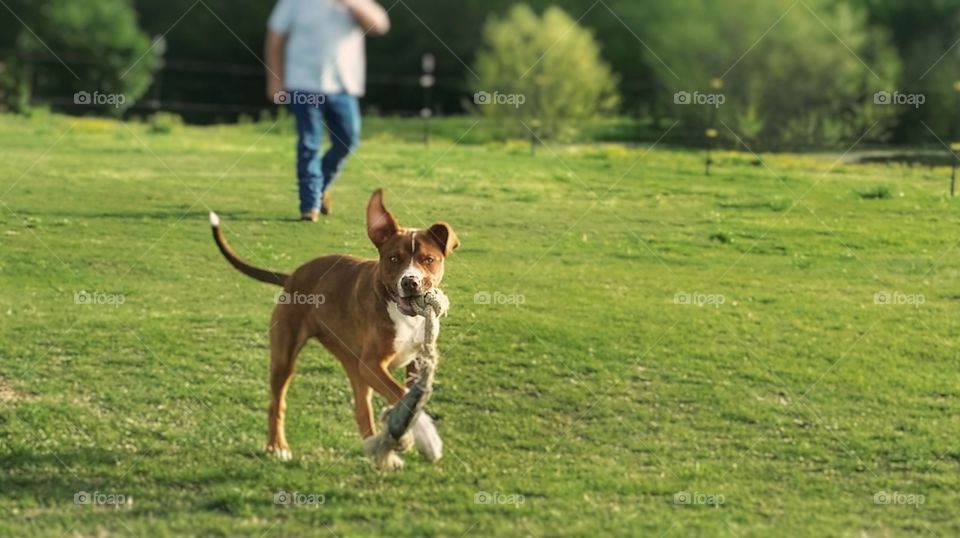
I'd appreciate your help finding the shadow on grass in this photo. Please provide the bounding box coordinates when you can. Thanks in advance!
[8,209,308,223]
[0,448,263,510]
[0,449,129,505]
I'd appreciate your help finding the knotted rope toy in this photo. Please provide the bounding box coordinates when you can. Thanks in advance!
[364,288,448,471]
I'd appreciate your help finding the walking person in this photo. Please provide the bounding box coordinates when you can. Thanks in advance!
[265,0,391,221]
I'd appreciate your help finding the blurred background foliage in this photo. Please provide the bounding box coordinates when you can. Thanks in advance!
[1,0,960,148]
[1,0,157,116]
[473,4,620,141]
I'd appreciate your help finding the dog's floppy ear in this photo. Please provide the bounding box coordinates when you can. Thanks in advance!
[367,188,399,248]
[426,222,459,256]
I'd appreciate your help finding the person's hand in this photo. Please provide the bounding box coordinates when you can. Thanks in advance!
[267,77,284,103]
[338,0,390,35]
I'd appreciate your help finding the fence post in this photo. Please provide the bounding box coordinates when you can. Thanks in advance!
[420,53,435,146]
[705,128,718,175]
[705,78,724,176]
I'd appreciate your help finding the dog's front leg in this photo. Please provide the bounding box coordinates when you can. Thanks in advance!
[359,354,411,471]
[360,358,407,404]
[343,362,375,439]
[404,363,443,462]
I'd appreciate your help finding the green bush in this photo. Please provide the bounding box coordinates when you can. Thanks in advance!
[471,4,620,142]
[3,0,158,116]
[147,111,184,134]
[858,185,893,199]
[851,0,960,142]
[641,0,901,150]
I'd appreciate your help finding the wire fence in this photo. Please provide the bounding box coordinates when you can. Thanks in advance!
[2,52,658,120]
[3,54,957,158]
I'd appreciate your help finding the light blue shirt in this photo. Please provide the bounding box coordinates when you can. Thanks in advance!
[268,0,367,96]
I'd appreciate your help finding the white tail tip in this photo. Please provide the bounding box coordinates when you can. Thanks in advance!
[209,212,220,227]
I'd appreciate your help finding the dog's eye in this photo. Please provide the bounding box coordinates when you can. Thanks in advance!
[424,256,435,265]
[389,255,400,263]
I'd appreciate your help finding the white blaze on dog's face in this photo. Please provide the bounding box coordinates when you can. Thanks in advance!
[366,189,459,316]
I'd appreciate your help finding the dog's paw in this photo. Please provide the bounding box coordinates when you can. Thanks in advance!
[378,451,405,471]
[266,445,293,462]
[363,432,407,471]
[411,413,443,462]
[397,430,415,453]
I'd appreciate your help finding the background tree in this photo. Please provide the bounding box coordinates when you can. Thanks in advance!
[635,0,901,150]
[3,0,158,115]
[472,4,620,142]
[853,0,960,142]
[5,0,957,149]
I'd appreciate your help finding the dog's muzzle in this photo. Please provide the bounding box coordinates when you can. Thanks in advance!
[396,275,430,316]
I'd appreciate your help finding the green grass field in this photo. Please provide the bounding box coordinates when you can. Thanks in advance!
[1,111,959,537]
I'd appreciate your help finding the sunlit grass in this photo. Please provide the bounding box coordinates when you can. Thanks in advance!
[1,113,959,536]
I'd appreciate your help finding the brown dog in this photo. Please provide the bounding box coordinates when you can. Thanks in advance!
[209,189,458,468]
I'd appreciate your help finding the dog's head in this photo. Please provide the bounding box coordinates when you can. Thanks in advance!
[367,188,459,316]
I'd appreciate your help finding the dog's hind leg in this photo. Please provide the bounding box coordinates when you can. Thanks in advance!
[266,310,308,462]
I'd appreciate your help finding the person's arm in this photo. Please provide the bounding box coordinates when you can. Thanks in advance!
[265,30,286,101]
[340,0,390,36]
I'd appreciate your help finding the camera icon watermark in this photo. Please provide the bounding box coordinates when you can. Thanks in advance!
[74,90,127,108]
[74,290,125,307]
[873,290,924,307]
[474,290,525,306]
[874,491,925,507]
[873,90,925,108]
[274,489,326,508]
[474,491,525,507]
[474,90,526,109]
[275,291,326,307]
[274,91,326,107]
[674,291,725,308]
[673,491,724,506]
[673,90,725,108]
[74,490,130,507]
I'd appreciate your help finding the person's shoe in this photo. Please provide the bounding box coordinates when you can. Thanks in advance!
[320,192,332,215]
[301,210,319,222]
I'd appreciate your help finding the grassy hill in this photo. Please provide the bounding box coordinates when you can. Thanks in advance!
[1,111,958,536]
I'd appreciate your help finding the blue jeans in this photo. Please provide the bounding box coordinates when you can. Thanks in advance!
[288,92,361,213]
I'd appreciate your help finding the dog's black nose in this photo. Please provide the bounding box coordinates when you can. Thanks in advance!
[401,276,420,294]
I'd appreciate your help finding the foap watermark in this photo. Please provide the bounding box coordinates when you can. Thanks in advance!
[74,490,131,508]
[474,90,526,109]
[673,491,725,507]
[74,91,126,108]
[474,491,525,507]
[275,291,326,307]
[873,291,925,307]
[273,490,326,508]
[673,91,725,108]
[874,91,925,109]
[74,290,125,307]
[474,290,525,306]
[874,491,925,507]
[274,91,326,107]
[674,291,725,308]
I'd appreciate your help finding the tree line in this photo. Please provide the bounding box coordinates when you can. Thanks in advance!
[1,0,959,148]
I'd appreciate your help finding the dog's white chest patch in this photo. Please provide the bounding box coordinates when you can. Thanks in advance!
[387,302,437,369]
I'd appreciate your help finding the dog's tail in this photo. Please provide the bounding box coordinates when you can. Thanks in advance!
[209,212,288,287]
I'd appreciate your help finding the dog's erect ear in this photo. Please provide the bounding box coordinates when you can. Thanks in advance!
[425,222,460,256]
[367,188,399,249]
